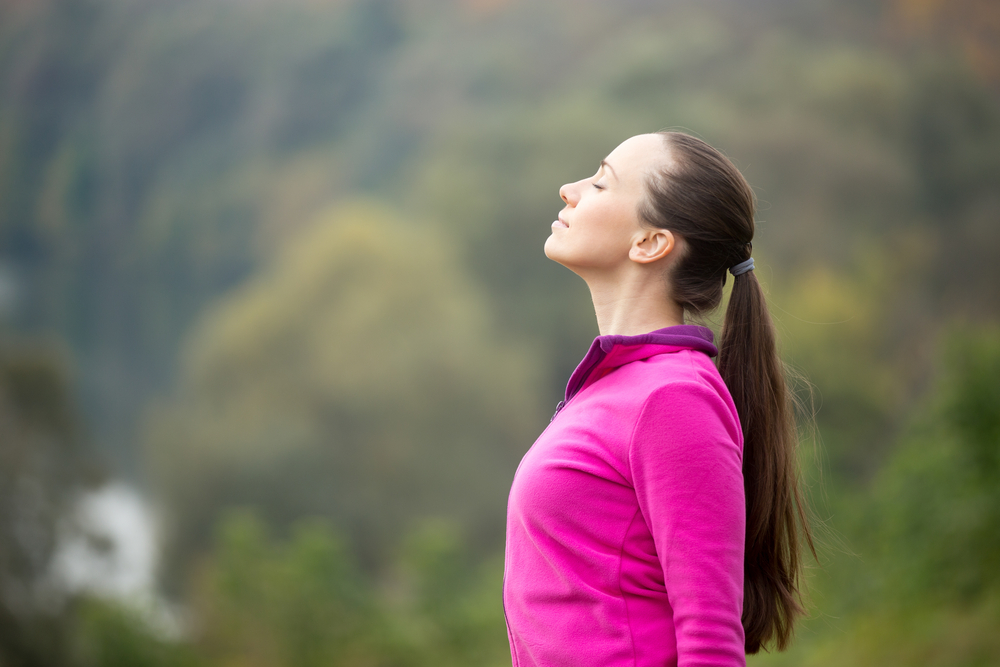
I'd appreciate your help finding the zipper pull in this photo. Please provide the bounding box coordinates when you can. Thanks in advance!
[550,400,566,422]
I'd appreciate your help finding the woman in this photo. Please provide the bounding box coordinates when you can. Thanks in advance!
[503,132,812,667]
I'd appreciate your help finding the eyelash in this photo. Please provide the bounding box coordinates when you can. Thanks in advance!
[592,183,605,190]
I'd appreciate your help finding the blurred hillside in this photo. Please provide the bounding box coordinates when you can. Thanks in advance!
[1,0,998,664]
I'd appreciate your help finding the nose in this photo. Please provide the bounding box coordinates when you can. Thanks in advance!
[559,180,579,206]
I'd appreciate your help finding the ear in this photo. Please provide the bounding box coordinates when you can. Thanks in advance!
[629,228,676,264]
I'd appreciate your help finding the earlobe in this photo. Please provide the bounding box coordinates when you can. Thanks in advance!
[629,229,675,264]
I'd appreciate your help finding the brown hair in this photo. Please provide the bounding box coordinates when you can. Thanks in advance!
[638,131,814,653]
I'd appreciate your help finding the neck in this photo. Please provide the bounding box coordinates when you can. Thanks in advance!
[584,268,684,336]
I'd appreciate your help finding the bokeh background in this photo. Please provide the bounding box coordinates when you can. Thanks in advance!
[1,0,999,664]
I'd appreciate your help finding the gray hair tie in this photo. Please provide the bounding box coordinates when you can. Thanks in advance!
[730,257,755,276]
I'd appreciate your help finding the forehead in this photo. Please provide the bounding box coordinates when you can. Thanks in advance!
[605,134,670,183]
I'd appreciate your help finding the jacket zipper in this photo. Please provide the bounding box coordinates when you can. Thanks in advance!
[550,348,607,421]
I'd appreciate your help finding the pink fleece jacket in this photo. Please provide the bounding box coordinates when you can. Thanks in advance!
[504,325,746,667]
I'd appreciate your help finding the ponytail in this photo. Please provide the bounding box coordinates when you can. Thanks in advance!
[719,268,813,652]
[640,131,814,653]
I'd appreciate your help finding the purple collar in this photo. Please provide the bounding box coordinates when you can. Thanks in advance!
[559,325,717,413]
[590,324,717,357]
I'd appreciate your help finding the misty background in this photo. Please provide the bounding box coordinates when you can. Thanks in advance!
[1,0,999,664]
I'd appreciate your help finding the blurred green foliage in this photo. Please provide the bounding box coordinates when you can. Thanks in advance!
[144,201,544,587]
[751,324,1000,667]
[67,512,510,667]
[74,599,203,667]
[186,511,509,667]
[872,327,1000,603]
[193,512,379,666]
[0,338,99,666]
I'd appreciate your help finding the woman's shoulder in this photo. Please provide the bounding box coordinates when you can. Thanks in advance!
[633,350,740,430]
[635,350,742,445]
[637,347,727,392]
[585,348,733,419]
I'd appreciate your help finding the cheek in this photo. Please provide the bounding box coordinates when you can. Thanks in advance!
[591,199,636,238]
[586,206,637,251]
[544,228,628,270]
[544,198,639,268]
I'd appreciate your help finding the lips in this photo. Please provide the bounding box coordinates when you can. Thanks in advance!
[552,217,569,228]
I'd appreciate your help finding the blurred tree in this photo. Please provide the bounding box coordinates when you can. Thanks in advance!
[388,520,509,667]
[767,255,915,482]
[0,337,99,666]
[872,324,1000,601]
[73,597,203,667]
[192,511,378,667]
[188,511,510,667]
[749,323,1000,667]
[0,0,407,473]
[145,201,545,589]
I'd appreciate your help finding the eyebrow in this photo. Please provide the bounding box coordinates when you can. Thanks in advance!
[600,160,618,180]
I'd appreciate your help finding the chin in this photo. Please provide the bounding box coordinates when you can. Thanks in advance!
[544,244,582,277]
[543,234,560,261]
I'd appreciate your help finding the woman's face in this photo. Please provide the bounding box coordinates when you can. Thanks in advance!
[544,133,670,275]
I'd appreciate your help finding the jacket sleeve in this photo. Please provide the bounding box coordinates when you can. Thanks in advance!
[628,380,746,667]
